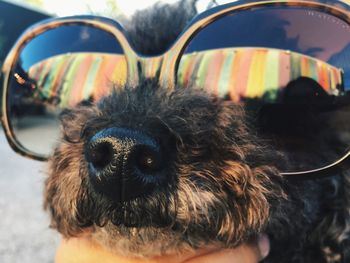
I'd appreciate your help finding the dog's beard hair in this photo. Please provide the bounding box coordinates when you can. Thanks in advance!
[76,175,177,229]
[76,177,189,258]
[74,158,287,257]
[77,179,222,257]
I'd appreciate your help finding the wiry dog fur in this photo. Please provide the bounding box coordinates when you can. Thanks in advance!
[44,1,350,262]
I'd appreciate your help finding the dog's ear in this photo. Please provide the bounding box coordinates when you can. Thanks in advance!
[310,175,350,262]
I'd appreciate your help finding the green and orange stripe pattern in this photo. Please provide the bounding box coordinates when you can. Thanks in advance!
[178,47,343,102]
[28,52,127,107]
[27,48,343,107]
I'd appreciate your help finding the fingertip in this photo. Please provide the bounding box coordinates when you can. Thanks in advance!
[257,234,270,260]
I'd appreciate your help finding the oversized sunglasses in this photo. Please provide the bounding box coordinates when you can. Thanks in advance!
[1,0,350,178]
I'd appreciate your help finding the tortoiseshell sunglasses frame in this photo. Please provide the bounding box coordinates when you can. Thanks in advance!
[1,0,350,179]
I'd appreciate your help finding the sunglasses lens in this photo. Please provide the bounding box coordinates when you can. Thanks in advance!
[178,6,350,173]
[6,24,127,157]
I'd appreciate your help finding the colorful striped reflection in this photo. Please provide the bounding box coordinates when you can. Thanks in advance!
[27,48,344,108]
[178,47,343,102]
[28,53,127,107]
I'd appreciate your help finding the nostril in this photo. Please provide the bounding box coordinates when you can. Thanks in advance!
[134,146,162,174]
[86,140,115,171]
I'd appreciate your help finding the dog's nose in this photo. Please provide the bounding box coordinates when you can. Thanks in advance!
[85,127,164,202]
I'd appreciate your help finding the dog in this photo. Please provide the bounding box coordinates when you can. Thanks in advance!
[43,1,350,262]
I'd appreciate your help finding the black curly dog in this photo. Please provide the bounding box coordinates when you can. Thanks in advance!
[44,1,350,262]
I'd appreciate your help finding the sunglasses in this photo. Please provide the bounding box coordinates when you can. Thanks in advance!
[1,0,350,178]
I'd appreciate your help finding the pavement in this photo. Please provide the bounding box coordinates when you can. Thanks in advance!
[0,129,59,263]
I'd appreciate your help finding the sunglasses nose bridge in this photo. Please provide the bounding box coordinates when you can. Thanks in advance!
[137,56,164,80]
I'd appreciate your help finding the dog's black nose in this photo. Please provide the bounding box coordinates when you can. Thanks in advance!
[85,127,164,202]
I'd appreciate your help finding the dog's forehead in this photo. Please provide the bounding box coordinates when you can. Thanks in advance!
[95,83,225,135]
[123,0,198,55]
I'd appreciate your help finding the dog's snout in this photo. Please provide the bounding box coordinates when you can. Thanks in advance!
[85,127,164,202]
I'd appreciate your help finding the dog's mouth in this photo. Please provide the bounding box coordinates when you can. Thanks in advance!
[77,178,177,229]
[110,201,174,228]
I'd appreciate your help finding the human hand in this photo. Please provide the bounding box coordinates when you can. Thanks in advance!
[55,234,270,263]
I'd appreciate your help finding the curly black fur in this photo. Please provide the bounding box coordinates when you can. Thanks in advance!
[122,0,198,55]
[44,1,350,262]
[46,80,286,254]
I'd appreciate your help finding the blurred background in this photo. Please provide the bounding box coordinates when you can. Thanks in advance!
[0,0,230,262]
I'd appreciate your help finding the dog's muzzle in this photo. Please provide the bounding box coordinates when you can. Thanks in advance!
[85,127,165,202]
